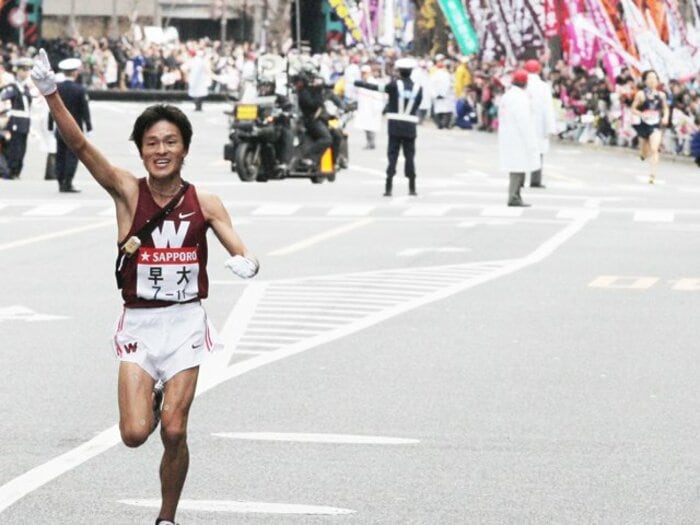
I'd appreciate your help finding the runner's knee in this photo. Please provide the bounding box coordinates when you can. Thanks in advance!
[120,423,150,448]
[160,417,188,449]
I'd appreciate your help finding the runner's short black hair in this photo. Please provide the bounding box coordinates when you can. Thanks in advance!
[130,104,193,156]
[641,70,658,83]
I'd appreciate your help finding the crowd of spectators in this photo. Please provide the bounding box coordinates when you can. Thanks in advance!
[1,35,698,157]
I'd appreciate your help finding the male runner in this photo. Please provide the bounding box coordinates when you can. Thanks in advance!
[31,49,259,525]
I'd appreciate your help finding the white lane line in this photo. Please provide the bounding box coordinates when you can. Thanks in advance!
[0,217,592,514]
[0,220,114,252]
[119,499,355,515]
[267,218,373,256]
[23,203,82,216]
[326,205,374,216]
[481,207,524,217]
[252,204,302,216]
[213,432,420,445]
[633,210,675,222]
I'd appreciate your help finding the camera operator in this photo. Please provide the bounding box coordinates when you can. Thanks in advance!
[293,69,332,168]
[257,77,294,170]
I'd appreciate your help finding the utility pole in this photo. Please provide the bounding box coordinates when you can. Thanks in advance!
[295,0,301,50]
[69,0,76,36]
[221,0,227,42]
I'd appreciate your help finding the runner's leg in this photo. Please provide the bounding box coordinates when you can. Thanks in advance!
[118,362,157,447]
[648,130,662,183]
[157,366,199,523]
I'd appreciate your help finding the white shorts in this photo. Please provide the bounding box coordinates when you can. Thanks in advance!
[112,302,223,382]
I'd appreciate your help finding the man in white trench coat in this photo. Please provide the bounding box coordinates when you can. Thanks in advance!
[524,59,556,188]
[498,69,540,207]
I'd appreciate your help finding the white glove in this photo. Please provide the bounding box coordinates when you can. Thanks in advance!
[224,255,259,279]
[31,49,57,96]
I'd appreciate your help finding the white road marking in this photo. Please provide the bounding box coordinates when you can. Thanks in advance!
[458,221,477,228]
[588,275,659,289]
[0,216,592,514]
[397,247,469,257]
[481,207,524,217]
[347,164,384,176]
[403,205,452,216]
[0,220,114,252]
[119,499,355,515]
[0,306,69,322]
[267,218,373,256]
[669,279,700,290]
[252,204,302,216]
[213,432,420,445]
[633,210,675,222]
[326,205,374,216]
[23,203,82,216]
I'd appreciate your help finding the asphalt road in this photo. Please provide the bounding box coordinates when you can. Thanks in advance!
[0,100,699,524]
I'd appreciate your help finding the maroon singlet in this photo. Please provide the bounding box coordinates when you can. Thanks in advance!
[119,178,209,308]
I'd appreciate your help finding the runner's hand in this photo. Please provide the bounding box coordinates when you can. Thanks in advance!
[225,255,259,279]
[31,49,57,96]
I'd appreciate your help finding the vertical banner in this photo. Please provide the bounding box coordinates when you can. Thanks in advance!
[544,0,559,37]
[436,0,479,54]
[328,0,366,45]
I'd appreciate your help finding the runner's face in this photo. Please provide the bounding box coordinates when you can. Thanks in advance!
[645,72,658,89]
[141,120,187,179]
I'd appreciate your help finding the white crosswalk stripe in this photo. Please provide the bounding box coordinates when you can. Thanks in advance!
[22,203,83,216]
[232,261,507,355]
[633,210,675,222]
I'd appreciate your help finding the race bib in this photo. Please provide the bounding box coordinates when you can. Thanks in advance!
[136,247,199,302]
[642,109,660,125]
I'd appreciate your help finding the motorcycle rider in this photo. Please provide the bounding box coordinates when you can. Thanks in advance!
[293,68,332,169]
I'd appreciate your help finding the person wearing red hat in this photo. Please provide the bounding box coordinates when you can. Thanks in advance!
[498,69,539,206]
[524,59,555,189]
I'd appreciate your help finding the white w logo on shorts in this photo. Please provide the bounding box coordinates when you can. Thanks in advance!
[151,220,190,248]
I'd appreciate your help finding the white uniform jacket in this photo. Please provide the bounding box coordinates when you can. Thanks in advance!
[497,86,540,173]
[526,73,556,155]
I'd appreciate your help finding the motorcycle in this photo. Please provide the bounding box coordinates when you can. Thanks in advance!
[224,97,338,184]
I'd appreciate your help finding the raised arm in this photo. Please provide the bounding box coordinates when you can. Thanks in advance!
[31,49,133,200]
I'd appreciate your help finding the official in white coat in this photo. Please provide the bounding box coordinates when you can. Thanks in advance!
[498,69,540,207]
[430,57,453,129]
[354,65,385,149]
[187,50,211,111]
[524,60,556,188]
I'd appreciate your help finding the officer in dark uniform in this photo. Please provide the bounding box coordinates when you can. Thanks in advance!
[293,69,332,168]
[49,58,92,192]
[355,57,422,196]
[1,57,33,179]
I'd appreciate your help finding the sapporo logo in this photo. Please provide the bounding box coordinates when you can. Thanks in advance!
[124,342,139,354]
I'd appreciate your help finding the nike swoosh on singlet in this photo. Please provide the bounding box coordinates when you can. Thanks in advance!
[179,212,196,219]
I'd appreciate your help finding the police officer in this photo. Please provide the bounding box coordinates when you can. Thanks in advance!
[356,57,423,196]
[1,57,33,179]
[49,57,92,192]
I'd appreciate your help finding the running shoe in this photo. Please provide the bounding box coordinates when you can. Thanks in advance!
[648,175,655,185]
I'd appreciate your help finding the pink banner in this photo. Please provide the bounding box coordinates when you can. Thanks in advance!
[565,19,597,69]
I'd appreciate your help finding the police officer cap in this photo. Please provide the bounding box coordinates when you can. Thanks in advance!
[58,58,82,71]
[13,57,33,69]
[395,57,417,70]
